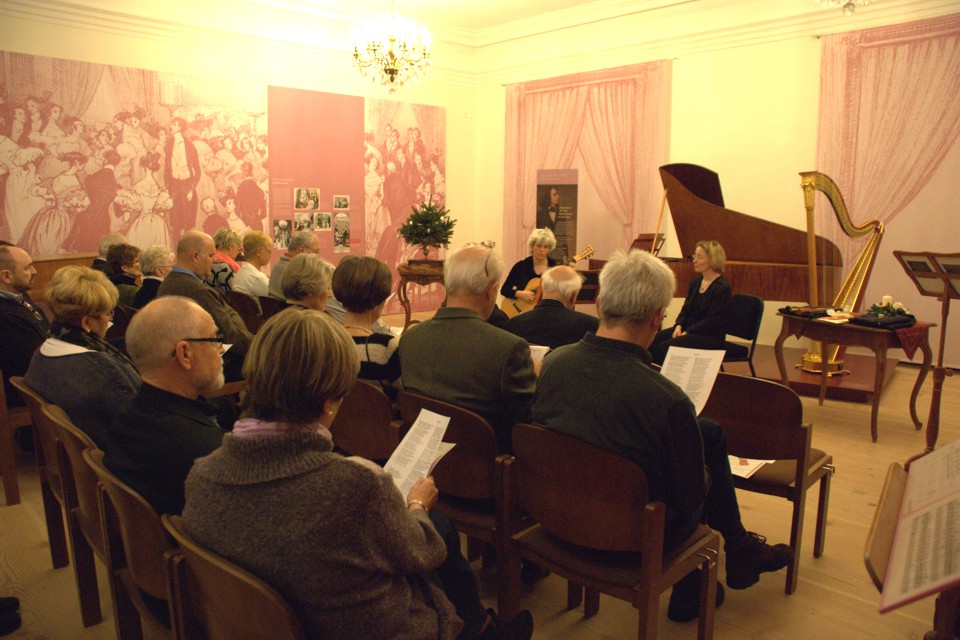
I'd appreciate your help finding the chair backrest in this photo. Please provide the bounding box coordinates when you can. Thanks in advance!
[510,424,654,552]
[725,293,764,342]
[226,290,263,333]
[83,448,173,600]
[162,515,306,640]
[106,304,137,341]
[44,404,104,554]
[258,296,284,320]
[330,380,399,461]
[397,391,500,500]
[701,372,806,461]
[10,376,62,485]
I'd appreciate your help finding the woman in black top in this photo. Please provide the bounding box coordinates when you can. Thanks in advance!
[649,240,731,365]
[500,228,558,307]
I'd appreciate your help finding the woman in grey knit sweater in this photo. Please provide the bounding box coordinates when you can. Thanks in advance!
[182,309,531,640]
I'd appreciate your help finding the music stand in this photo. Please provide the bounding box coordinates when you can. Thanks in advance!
[893,250,959,452]
[630,233,665,255]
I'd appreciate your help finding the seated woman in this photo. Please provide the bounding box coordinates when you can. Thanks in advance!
[649,239,732,365]
[279,253,334,312]
[24,266,140,447]
[499,229,558,314]
[106,242,142,307]
[331,256,401,401]
[182,310,532,640]
[206,227,242,294]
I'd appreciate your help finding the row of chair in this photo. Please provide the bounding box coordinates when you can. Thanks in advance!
[224,291,285,335]
[330,373,834,636]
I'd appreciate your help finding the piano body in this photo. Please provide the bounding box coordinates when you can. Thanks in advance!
[658,163,843,303]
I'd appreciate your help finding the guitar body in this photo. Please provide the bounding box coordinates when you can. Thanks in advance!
[500,278,542,319]
[499,245,595,319]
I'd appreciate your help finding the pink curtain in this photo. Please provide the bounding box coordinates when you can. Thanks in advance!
[0,51,105,122]
[503,61,670,261]
[816,13,960,269]
[108,65,160,122]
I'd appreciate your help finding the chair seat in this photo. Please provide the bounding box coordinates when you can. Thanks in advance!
[436,496,495,533]
[516,524,715,590]
[724,343,749,359]
[738,449,831,488]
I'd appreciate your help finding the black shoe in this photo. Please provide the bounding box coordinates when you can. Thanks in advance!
[667,569,725,623]
[0,599,17,615]
[725,532,793,590]
[520,560,550,583]
[482,608,533,640]
[0,612,21,637]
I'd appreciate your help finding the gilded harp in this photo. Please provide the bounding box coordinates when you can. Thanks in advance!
[799,171,884,374]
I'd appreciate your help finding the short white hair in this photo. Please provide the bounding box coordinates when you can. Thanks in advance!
[541,266,584,299]
[98,233,126,258]
[598,250,675,327]
[444,244,504,297]
[140,245,174,275]
[527,228,557,253]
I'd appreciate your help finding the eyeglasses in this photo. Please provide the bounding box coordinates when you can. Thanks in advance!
[183,335,226,345]
[465,241,497,280]
[464,240,496,249]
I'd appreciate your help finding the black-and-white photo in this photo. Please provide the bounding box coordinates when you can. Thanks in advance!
[315,212,331,230]
[334,212,350,252]
[333,195,350,210]
[272,219,292,249]
[295,211,314,231]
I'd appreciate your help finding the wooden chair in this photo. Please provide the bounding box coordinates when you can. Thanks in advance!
[702,372,834,594]
[258,296,284,320]
[396,391,504,571]
[329,379,402,464]
[162,514,306,640]
[500,424,721,639]
[226,290,262,334]
[43,404,109,626]
[0,369,30,505]
[106,304,137,341]
[84,448,175,640]
[721,293,764,377]
[9,376,69,569]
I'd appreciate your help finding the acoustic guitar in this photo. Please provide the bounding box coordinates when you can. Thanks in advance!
[500,245,595,319]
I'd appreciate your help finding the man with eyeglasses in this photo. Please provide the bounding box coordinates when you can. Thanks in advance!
[399,243,536,454]
[267,230,320,300]
[103,296,226,516]
[158,230,252,381]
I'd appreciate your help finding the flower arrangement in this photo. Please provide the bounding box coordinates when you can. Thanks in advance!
[865,294,910,317]
[398,197,456,259]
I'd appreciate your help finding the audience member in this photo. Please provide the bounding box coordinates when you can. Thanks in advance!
[132,245,174,309]
[649,239,731,365]
[158,230,252,381]
[182,309,532,640]
[531,250,791,622]
[0,244,49,409]
[231,231,271,299]
[267,230,319,299]
[103,296,225,516]
[332,256,401,401]
[24,266,140,447]
[504,265,598,349]
[91,232,126,277]
[106,242,142,307]
[399,243,536,453]
[278,253,333,312]
[206,227,242,295]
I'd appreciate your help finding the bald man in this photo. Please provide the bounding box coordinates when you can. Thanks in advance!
[158,230,252,380]
[103,296,225,515]
[503,265,599,349]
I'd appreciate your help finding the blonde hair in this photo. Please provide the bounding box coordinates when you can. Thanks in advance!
[242,231,271,257]
[696,240,726,272]
[213,227,243,251]
[281,253,333,301]
[45,265,118,325]
[527,228,557,253]
[242,309,359,425]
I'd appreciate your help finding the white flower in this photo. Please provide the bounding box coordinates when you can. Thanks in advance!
[892,301,908,312]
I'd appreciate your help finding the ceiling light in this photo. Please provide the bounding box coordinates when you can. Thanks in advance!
[352,2,431,93]
[816,0,872,15]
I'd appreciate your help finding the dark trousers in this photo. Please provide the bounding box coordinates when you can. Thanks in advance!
[698,418,747,549]
[649,326,725,365]
[425,511,488,639]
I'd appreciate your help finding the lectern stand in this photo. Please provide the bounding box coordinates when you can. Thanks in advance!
[893,250,959,451]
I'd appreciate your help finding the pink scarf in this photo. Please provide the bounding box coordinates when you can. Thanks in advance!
[232,417,332,441]
[214,250,241,272]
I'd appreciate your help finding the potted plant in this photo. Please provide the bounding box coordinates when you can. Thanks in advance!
[398,197,456,263]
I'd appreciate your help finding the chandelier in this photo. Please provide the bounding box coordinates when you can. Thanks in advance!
[352,3,432,93]
[816,0,871,15]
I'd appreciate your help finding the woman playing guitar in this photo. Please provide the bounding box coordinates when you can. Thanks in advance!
[500,228,594,318]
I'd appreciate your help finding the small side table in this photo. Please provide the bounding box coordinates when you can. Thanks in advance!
[397,261,445,331]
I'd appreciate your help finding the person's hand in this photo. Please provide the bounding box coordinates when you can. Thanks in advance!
[407,476,438,512]
[672,325,683,338]
[516,290,536,302]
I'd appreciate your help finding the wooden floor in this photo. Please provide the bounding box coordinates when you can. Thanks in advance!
[1,358,957,639]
